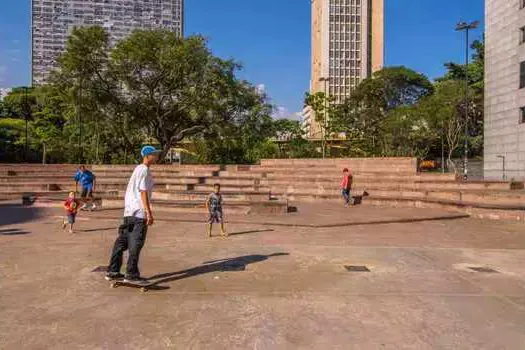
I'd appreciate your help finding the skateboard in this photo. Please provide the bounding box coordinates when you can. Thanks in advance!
[109,280,167,293]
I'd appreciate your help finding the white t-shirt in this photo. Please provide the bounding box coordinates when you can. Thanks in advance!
[124,164,154,218]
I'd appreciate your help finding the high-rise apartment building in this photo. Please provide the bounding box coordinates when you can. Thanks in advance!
[31,0,184,85]
[303,0,384,139]
[484,0,525,179]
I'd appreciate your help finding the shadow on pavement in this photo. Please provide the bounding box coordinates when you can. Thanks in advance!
[319,214,470,228]
[228,229,274,236]
[0,203,44,227]
[0,228,31,236]
[146,252,289,286]
[80,227,117,233]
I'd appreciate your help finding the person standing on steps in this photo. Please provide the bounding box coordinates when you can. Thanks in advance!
[105,146,160,285]
[74,165,97,211]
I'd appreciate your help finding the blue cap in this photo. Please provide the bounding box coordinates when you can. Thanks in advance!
[141,145,161,157]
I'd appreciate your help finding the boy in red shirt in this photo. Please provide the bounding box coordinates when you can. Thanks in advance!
[340,168,353,206]
[63,191,81,233]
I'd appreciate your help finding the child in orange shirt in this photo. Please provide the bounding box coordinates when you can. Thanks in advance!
[341,168,353,207]
[63,191,81,233]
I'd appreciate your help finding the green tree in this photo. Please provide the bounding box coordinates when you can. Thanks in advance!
[272,118,304,141]
[333,66,434,155]
[379,106,437,159]
[415,80,469,172]
[438,38,484,158]
[0,118,26,162]
[304,91,337,157]
[52,27,267,161]
[196,88,276,164]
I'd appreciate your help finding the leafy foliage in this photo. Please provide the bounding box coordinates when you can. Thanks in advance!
[331,66,434,156]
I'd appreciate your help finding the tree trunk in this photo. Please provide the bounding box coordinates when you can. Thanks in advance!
[160,138,172,163]
[447,150,456,174]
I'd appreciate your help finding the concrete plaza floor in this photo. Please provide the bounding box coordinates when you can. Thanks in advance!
[1,202,525,349]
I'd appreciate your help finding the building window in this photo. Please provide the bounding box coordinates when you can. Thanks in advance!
[521,27,525,44]
[522,0,525,9]
[520,107,525,124]
[521,61,525,89]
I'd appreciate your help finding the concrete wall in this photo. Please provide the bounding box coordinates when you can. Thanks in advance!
[453,159,484,181]
[484,0,525,180]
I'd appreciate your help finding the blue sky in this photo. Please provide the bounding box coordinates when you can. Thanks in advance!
[0,0,484,117]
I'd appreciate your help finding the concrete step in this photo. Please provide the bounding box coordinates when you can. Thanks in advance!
[91,164,221,171]
[100,198,287,215]
[165,184,270,192]
[0,176,74,183]
[268,180,519,192]
[16,190,287,215]
[361,197,525,221]
[153,190,271,202]
[257,172,457,182]
[280,189,525,207]
[0,181,270,193]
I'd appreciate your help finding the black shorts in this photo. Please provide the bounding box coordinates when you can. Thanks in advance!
[80,185,93,199]
[208,210,223,224]
[67,213,76,224]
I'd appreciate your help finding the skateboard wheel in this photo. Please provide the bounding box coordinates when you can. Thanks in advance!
[110,283,117,288]
[141,288,147,293]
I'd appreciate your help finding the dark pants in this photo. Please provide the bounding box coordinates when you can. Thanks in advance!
[342,189,352,204]
[108,216,148,278]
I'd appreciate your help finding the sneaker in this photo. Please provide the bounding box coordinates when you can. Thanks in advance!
[80,204,88,211]
[124,276,149,285]
[105,272,125,281]
[91,204,97,211]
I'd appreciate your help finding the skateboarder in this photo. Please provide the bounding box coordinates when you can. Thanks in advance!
[74,165,97,211]
[105,145,160,284]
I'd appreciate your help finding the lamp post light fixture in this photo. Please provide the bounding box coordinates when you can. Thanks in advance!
[319,76,331,159]
[455,20,479,181]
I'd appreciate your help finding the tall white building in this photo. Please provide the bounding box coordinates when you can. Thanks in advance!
[31,0,184,85]
[303,0,384,139]
[484,0,525,179]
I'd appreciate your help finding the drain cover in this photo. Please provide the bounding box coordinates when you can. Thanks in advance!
[345,265,370,272]
[468,266,498,273]
[91,266,108,273]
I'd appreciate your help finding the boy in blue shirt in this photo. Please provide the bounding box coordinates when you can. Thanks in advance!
[74,165,97,211]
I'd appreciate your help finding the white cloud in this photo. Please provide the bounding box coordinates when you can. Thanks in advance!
[272,106,288,119]
[11,57,20,62]
[291,111,303,121]
[7,49,20,54]
[272,106,302,121]
[12,40,20,44]
[255,83,266,96]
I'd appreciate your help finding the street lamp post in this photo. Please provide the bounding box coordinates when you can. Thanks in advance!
[24,87,29,162]
[455,20,479,181]
[319,77,331,159]
[77,81,83,163]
